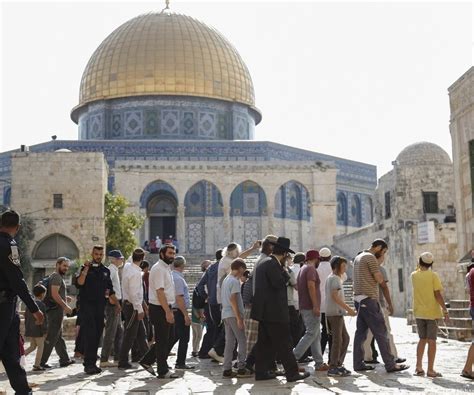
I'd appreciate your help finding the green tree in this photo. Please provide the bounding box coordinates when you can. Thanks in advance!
[105,192,144,258]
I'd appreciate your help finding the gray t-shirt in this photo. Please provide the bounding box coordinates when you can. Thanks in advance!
[221,274,244,319]
[325,274,345,316]
[49,272,66,303]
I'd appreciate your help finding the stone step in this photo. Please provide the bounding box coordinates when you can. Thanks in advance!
[449,300,470,309]
[448,308,471,318]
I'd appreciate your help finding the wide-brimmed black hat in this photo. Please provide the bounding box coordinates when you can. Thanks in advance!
[268,237,295,254]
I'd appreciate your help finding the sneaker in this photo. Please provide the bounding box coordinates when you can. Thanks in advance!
[139,362,156,376]
[208,348,224,363]
[59,360,75,368]
[339,367,351,376]
[32,366,45,372]
[175,364,195,370]
[236,368,253,378]
[328,368,345,377]
[84,366,102,375]
[223,369,237,378]
[316,363,330,372]
[158,371,179,379]
[100,361,118,368]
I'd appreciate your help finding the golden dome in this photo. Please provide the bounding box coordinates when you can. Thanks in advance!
[72,11,258,120]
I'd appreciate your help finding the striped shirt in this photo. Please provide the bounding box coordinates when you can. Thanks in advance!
[353,251,380,299]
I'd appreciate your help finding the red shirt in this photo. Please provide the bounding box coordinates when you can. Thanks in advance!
[297,264,321,311]
[468,268,474,307]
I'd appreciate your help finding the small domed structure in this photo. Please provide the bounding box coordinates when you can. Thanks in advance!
[396,142,452,167]
[55,148,72,153]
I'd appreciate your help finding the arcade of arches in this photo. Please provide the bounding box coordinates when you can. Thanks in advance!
[137,179,369,254]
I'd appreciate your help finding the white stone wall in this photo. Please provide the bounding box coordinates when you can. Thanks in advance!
[114,160,337,254]
[10,152,108,260]
[449,66,474,258]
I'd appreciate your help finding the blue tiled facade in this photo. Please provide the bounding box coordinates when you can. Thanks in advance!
[230,181,268,217]
[185,181,224,217]
[75,97,257,141]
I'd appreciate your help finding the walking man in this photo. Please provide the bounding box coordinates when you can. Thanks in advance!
[352,239,409,373]
[196,250,222,358]
[140,244,179,379]
[0,210,44,394]
[318,247,333,361]
[40,257,74,369]
[251,237,309,382]
[293,250,329,371]
[169,256,193,370]
[76,245,121,374]
[118,248,148,369]
[100,250,124,367]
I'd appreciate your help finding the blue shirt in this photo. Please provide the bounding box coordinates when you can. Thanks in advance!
[172,270,189,309]
[221,274,244,320]
[196,261,218,305]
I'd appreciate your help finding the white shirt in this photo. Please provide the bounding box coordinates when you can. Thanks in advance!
[290,264,300,308]
[121,262,144,314]
[108,264,122,300]
[317,261,333,314]
[216,255,234,304]
[149,259,175,306]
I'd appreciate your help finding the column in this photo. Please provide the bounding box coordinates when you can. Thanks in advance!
[223,204,232,240]
[177,205,186,254]
[267,205,275,236]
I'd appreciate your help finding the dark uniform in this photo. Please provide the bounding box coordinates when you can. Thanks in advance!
[76,263,115,369]
[0,231,39,395]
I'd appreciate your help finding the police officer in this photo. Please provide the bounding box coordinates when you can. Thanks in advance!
[0,210,44,395]
[76,245,120,374]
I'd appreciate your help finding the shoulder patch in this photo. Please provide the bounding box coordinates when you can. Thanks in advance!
[9,245,21,267]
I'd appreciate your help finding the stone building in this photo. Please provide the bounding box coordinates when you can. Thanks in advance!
[449,66,474,260]
[334,142,463,316]
[10,151,108,283]
[0,8,377,270]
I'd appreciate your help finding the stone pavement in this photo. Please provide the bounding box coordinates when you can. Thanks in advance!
[1,317,473,394]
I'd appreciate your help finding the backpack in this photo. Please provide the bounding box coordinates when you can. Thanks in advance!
[192,288,206,309]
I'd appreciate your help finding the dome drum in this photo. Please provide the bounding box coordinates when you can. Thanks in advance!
[76,96,257,141]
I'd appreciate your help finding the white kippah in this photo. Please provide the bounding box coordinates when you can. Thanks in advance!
[319,247,332,258]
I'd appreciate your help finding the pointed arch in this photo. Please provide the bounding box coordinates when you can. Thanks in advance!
[184,180,223,217]
[230,180,267,217]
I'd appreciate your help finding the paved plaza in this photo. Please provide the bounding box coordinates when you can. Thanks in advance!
[1,317,473,394]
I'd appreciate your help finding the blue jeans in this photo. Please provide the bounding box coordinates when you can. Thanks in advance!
[293,309,323,366]
[353,298,395,371]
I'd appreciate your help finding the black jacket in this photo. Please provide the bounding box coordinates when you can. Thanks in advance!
[0,232,38,313]
[250,255,290,323]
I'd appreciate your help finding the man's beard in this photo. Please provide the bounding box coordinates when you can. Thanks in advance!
[59,269,67,276]
[374,252,382,258]
[92,259,102,266]
[162,256,174,265]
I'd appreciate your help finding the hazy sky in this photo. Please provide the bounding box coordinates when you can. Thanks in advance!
[1,1,472,175]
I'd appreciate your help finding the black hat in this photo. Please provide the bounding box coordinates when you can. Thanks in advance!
[268,237,295,254]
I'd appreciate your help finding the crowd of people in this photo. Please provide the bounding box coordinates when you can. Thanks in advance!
[1,207,474,394]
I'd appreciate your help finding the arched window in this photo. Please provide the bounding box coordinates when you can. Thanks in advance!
[33,234,79,260]
[231,181,267,216]
[337,192,348,226]
[184,180,223,217]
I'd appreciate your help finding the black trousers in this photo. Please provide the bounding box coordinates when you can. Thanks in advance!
[288,306,302,348]
[81,302,105,368]
[198,303,215,357]
[209,304,225,355]
[140,304,174,376]
[321,313,332,361]
[0,299,29,395]
[119,302,148,366]
[255,321,298,379]
[168,310,190,366]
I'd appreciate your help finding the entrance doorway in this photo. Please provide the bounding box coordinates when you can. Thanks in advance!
[147,192,177,242]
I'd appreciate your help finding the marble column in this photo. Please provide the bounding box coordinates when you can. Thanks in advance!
[177,205,186,253]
